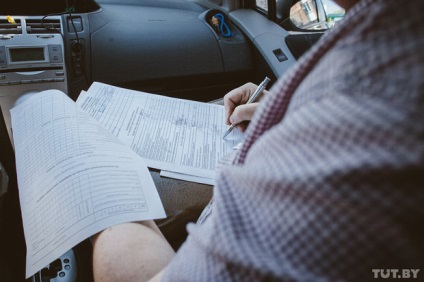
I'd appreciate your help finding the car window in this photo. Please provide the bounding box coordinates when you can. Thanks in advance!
[290,0,345,30]
[321,0,345,26]
[254,0,345,31]
[255,0,268,12]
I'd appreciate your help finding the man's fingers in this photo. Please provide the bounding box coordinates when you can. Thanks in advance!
[224,83,258,124]
[229,103,259,125]
[235,121,250,133]
[223,82,269,125]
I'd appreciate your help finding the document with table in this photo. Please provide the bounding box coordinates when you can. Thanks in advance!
[11,90,166,278]
[77,82,243,184]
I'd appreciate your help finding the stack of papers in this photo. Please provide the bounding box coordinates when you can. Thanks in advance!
[11,82,242,277]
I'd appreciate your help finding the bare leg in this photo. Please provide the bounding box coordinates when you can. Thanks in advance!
[93,220,175,282]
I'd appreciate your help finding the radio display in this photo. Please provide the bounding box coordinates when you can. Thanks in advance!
[9,47,45,62]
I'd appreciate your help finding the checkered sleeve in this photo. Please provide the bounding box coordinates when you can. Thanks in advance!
[162,0,424,281]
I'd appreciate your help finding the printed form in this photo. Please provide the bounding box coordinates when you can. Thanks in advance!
[77,82,243,181]
[11,90,165,278]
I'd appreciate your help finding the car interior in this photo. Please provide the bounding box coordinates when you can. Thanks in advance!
[0,0,343,281]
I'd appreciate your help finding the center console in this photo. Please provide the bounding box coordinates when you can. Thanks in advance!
[0,16,67,143]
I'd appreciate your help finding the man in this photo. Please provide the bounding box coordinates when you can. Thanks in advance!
[93,0,424,280]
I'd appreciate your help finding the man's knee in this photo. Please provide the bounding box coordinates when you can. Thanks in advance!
[93,222,175,282]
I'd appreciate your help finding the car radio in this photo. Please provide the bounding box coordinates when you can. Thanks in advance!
[0,44,66,89]
[0,44,63,70]
[0,16,68,144]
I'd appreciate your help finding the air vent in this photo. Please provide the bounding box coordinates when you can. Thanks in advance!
[26,19,61,34]
[0,19,22,34]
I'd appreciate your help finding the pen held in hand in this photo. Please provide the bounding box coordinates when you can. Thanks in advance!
[223,77,271,139]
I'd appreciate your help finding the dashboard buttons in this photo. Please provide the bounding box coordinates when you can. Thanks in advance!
[273,48,288,62]
[71,40,84,77]
[0,77,65,86]
[48,44,63,63]
[0,47,6,67]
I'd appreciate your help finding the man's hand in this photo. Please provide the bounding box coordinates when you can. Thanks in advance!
[224,83,268,132]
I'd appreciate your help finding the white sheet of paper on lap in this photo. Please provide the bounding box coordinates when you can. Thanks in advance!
[11,90,165,278]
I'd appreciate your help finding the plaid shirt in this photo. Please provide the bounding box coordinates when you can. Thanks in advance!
[163,0,424,280]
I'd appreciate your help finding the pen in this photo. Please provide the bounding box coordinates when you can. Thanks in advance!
[223,76,271,139]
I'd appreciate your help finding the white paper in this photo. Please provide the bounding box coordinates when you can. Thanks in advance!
[11,89,165,278]
[160,170,215,186]
[77,82,243,179]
